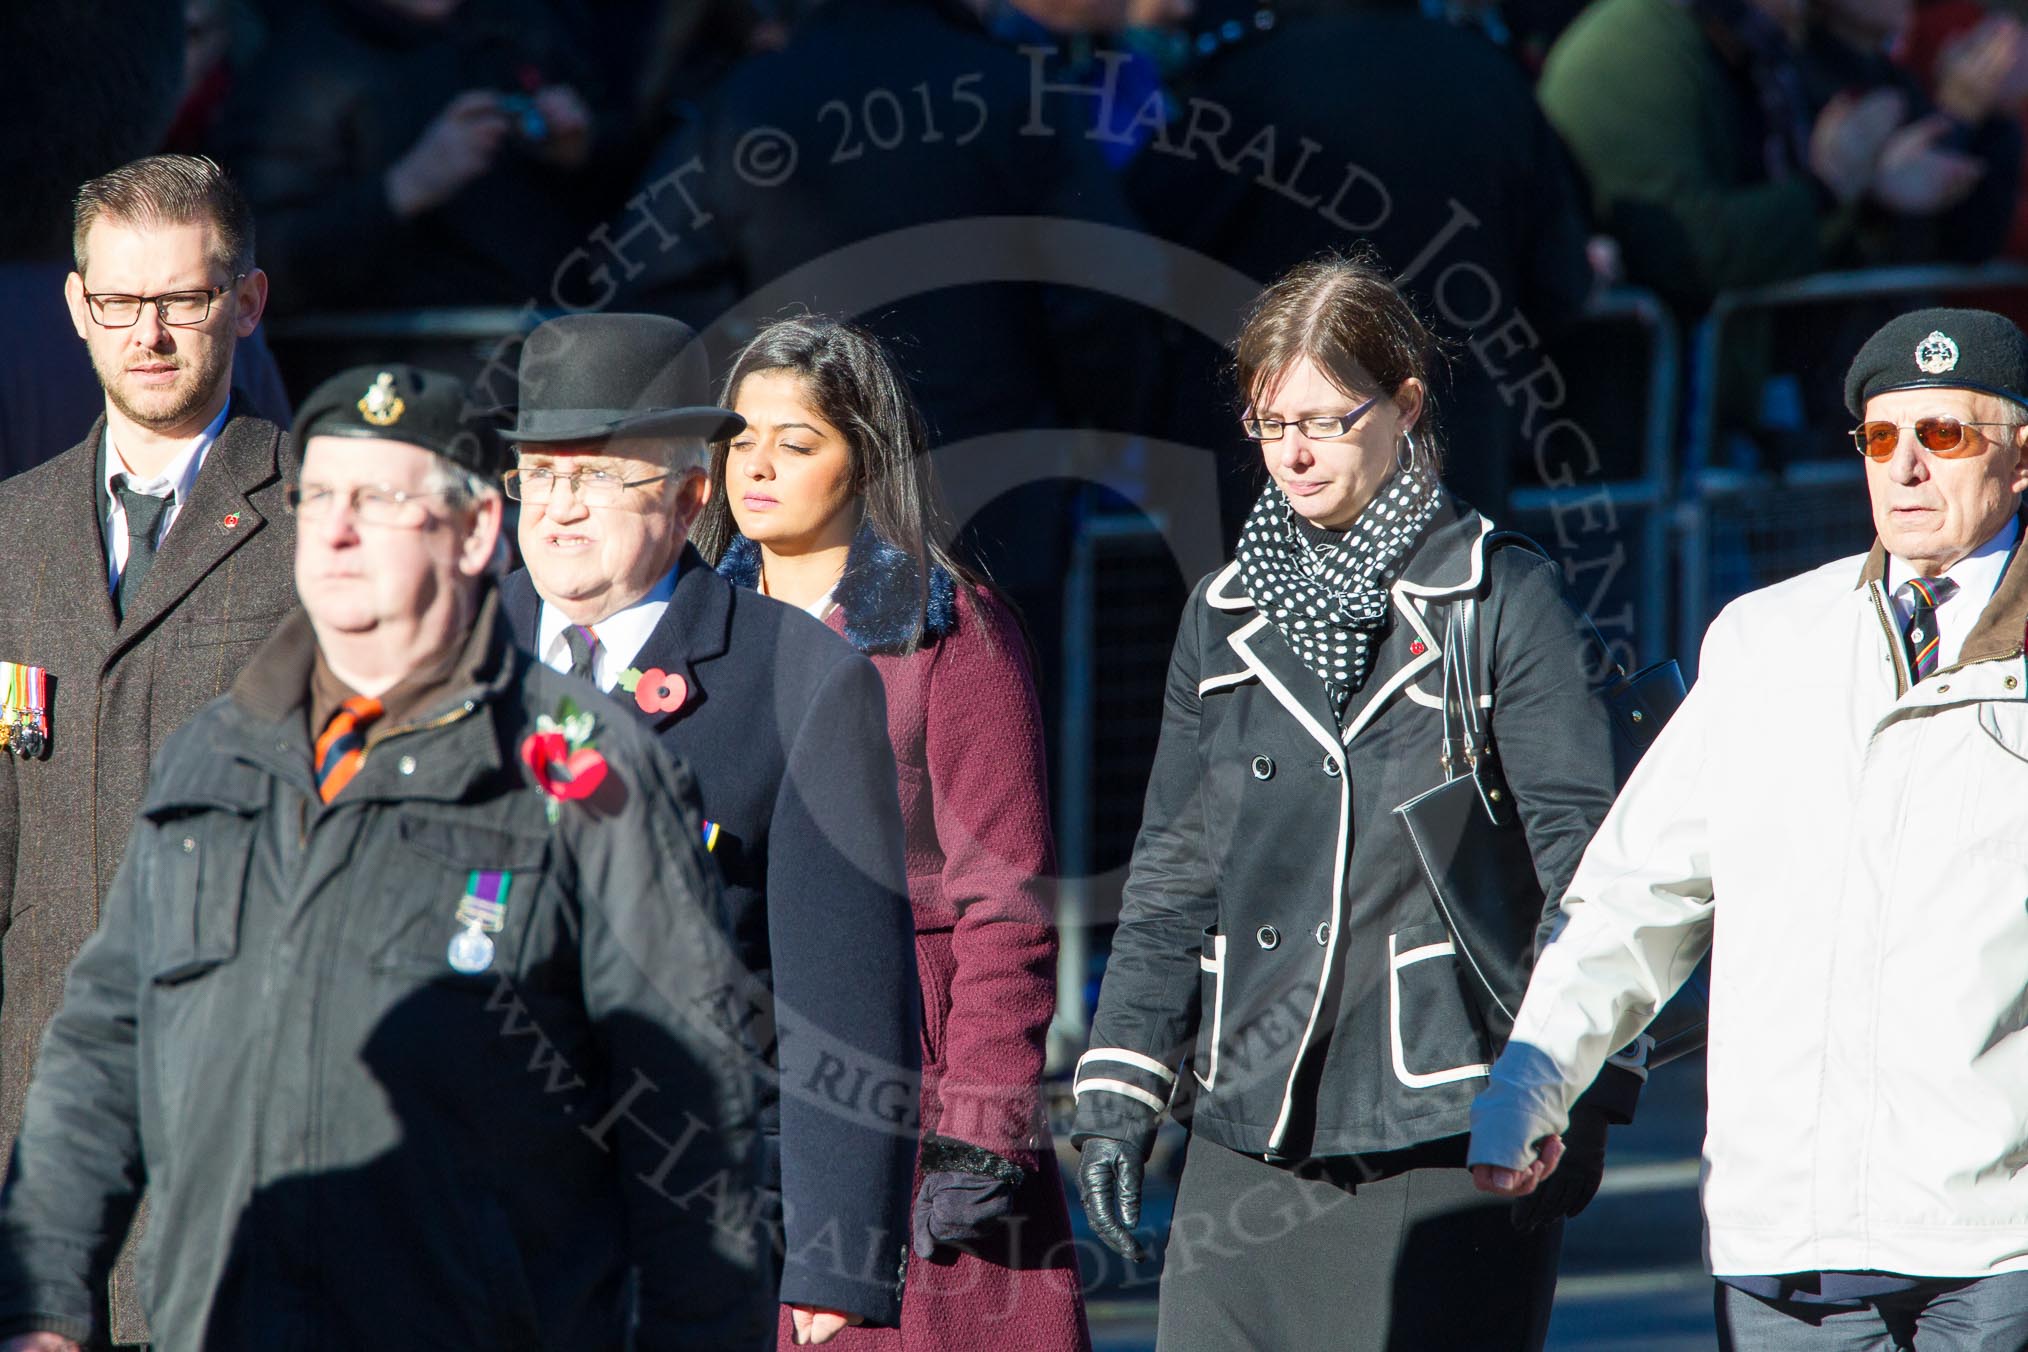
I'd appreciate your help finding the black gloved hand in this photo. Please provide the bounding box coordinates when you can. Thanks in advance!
[1511,1102,1609,1231]
[911,1136,1026,1259]
[1076,1135,1147,1262]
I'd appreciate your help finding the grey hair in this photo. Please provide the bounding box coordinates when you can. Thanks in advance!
[73,154,254,277]
[665,435,709,473]
[427,459,504,511]
[426,459,509,576]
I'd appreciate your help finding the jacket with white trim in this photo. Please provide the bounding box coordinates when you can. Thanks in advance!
[1470,519,2028,1279]
[1074,499,1636,1160]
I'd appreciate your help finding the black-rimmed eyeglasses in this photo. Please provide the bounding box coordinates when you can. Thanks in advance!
[1242,395,1381,442]
[83,275,245,329]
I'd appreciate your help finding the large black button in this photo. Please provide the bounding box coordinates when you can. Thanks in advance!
[1256,925,1281,950]
[1251,755,1275,780]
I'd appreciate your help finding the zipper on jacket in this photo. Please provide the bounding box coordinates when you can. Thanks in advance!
[1869,581,1912,698]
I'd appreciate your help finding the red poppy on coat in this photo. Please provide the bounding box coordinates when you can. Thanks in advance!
[634,668,687,715]
[520,731,607,800]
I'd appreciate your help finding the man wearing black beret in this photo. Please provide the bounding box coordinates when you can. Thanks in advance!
[1472,307,2028,1348]
[0,364,770,1351]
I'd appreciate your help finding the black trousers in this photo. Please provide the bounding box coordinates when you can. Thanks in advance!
[1155,1136,1562,1352]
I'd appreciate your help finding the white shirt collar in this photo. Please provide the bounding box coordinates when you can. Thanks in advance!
[104,398,228,503]
[536,558,681,692]
[1886,516,2021,670]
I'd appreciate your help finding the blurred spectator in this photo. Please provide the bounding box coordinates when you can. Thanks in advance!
[163,0,248,154]
[621,0,1167,803]
[1126,0,1595,523]
[0,3,288,475]
[556,0,780,173]
[213,0,625,314]
[1800,0,2020,266]
[1538,0,2014,314]
[625,0,1158,447]
[1900,1,2028,256]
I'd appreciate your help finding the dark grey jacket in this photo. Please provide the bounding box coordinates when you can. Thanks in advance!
[0,406,298,1339]
[0,594,768,1351]
[1073,500,1636,1161]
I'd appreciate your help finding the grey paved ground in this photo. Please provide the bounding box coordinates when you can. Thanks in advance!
[1063,1054,1716,1350]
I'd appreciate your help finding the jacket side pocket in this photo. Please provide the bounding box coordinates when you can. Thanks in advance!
[1194,926,1227,1092]
[1387,924,1491,1090]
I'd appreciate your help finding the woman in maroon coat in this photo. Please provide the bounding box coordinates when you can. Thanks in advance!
[694,316,1091,1352]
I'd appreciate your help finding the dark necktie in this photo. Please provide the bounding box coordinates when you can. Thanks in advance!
[314,696,384,803]
[563,625,600,685]
[1896,576,1959,682]
[114,480,173,619]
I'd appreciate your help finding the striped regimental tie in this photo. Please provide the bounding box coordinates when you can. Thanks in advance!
[314,695,384,802]
[1896,575,1960,682]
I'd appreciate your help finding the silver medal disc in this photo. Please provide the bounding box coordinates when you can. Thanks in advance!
[447,925,495,974]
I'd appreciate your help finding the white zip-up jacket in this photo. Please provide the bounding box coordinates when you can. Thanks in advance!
[1469,532,2028,1279]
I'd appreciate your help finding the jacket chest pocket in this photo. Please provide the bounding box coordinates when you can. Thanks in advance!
[369,813,550,981]
[148,814,256,985]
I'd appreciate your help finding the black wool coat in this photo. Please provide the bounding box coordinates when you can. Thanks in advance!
[1073,500,1639,1162]
[503,550,919,1325]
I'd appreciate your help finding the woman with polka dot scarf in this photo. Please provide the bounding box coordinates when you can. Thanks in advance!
[1068,253,1637,1351]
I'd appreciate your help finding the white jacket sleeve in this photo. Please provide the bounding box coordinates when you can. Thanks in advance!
[1468,610,1738,1169]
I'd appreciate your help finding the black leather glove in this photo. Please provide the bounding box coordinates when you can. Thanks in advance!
[1076,1135,1147,1262]
[1511,1102,1609,1231]
[911,1135,1026,1259]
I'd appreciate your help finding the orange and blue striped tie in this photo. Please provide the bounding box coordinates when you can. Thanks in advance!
[314,695,384,802]
[1896,576,1959,681]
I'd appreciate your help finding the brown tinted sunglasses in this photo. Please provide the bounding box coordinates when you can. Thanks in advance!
[1851,417,2014,461]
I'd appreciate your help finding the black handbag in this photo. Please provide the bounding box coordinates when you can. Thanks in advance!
[1392,539,1706,1065]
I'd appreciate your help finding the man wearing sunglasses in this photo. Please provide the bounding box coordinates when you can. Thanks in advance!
[1470,306,2028,1351]
[0,154,298,1347]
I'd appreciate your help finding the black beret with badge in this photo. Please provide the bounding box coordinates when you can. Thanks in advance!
[294,363,504,479]
[1843,307,2028,418]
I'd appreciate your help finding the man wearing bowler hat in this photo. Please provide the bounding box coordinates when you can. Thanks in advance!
[1469,307,2028,1349]
[498,313,919,1344]
[0,364,766,1351]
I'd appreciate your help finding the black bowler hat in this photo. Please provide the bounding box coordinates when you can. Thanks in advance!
[294,363,503,477]
[1843,307,2028,417]
[501,313,744,444]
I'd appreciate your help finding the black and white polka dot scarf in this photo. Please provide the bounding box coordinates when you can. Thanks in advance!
[1234,469,1443,713]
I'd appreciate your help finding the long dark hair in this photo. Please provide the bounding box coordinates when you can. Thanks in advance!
[692,315,988,653]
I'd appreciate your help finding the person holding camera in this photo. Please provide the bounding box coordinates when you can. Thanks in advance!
[1070,255,1643,1351]
[212,0,613,314]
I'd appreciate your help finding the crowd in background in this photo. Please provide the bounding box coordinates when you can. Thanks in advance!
[9,0,2028,481]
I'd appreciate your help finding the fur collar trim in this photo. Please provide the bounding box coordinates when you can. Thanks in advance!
[717,525,957,654]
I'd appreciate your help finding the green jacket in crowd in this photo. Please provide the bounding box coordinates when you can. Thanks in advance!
[1537,0,1854,311]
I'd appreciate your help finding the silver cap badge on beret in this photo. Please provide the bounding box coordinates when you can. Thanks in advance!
[1915,331,1961,375]
[358,371,406,427]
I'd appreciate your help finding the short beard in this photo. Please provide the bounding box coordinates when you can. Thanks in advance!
[92,343,232,432]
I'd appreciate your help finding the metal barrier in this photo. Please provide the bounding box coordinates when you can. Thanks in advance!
[1507,285,1678,668]
[1678,263,2028,666]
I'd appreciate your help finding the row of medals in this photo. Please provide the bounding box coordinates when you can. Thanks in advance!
[0,714,47,759]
